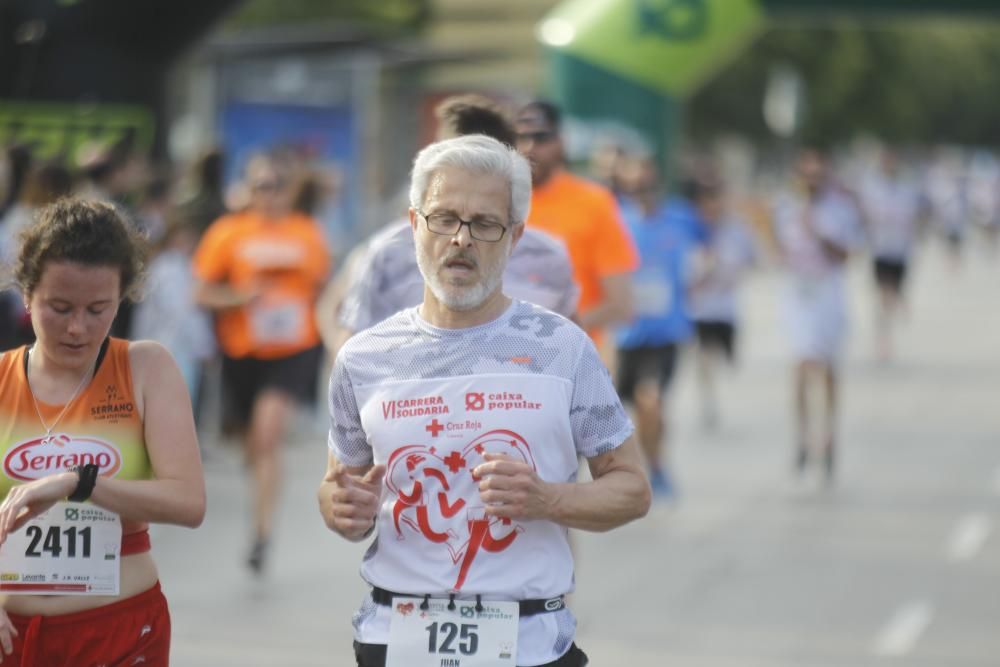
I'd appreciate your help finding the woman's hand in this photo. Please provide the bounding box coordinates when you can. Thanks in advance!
[0,472,76,545]
[0,607,19,663]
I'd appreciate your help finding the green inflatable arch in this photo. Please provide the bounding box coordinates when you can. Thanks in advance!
[540,0,1000,170]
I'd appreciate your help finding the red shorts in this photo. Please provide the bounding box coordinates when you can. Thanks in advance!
[5,581,170,666]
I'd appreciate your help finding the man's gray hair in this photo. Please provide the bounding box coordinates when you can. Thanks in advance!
[409,135,532,225]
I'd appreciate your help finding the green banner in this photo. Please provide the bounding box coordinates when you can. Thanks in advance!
[539,0,764,96]
[0,101,154,163]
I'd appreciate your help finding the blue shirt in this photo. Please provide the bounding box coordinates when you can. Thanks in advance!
[616,197,704,349]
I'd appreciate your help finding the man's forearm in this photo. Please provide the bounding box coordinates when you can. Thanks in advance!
[546,468,650,532]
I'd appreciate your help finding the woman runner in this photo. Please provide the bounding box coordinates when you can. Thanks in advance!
[0,198,205,665]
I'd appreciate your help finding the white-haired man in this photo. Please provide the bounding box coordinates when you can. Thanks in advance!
[317,135,651,667]
[317,95,578,358]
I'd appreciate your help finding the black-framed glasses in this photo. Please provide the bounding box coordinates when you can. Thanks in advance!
[418,210,509,243]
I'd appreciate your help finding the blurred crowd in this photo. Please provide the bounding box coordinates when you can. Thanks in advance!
[3,103,1000,501]
[0,139,337,387]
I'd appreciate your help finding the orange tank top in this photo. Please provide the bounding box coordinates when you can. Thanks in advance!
[0,338,153,547]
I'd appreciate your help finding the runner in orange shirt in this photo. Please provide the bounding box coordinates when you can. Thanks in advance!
[193,153,330,574]
[515,101,638,348]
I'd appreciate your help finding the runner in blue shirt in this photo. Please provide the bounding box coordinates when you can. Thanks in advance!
[615,157,714,498]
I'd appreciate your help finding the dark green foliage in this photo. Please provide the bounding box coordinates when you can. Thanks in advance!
[224,0,430,33]
[688,22,1000,145]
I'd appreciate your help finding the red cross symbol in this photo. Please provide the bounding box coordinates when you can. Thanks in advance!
[443,451,467,473]
[425,419,444,437]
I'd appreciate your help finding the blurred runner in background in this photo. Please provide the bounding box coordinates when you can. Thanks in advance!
[688,173,757,431]
[132,218,215,402]
[773,149,863,482]
[614,156,708,498]
[193,153,330,574]
[1,162,73,352]
[858,148,922,362]
[515,101,637,362]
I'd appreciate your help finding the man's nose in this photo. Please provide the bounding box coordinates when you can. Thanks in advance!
[450,221,475,246]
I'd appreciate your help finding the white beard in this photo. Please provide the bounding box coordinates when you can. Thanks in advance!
[415,240,508,311]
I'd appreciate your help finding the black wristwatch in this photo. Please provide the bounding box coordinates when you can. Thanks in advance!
[68,463,100,502]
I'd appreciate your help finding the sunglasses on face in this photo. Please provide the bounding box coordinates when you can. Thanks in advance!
[251,180,284,193]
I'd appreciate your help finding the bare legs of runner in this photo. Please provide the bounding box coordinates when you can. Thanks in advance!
[794,360,838,482]
[633,380,674,497]
[246,388,295,573]
[875,284,905,362]
[696,345,719,431]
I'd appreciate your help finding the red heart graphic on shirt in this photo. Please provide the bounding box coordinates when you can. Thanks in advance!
[383,429,535,590]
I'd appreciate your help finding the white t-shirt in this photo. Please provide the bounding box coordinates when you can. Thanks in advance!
[689,219,756,323]
[925,162,968,234]
[773,188,863,280]
[860,173,921,260]
[131,250,215,389]
[328,300,633,665]
[337,221,579,332]
[773,188,861,363]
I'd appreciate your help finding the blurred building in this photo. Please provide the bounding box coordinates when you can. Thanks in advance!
[164,0,561,246]
[0,0,240,162]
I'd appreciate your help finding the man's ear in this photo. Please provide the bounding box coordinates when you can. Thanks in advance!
[510,222,525,245]
[408,208,418,232]
[509,222,525,254]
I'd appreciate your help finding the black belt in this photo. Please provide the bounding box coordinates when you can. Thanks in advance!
[370,586,565,617]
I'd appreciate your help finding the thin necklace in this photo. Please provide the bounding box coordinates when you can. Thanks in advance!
[26,346,97,446]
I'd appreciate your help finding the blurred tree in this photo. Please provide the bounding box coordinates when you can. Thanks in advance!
[687,22,1000,146]
[224,0,430,33]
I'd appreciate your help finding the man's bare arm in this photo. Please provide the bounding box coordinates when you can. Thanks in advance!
[474,435,651,532]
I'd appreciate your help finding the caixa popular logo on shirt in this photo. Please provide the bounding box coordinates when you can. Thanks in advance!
[3,434,122,481]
